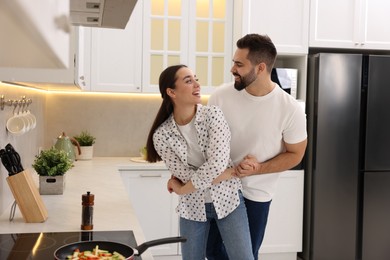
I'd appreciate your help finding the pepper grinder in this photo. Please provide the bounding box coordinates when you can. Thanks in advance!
[81,191,94,230]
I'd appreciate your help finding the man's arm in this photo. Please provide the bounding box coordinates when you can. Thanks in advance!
[236,139,307,177]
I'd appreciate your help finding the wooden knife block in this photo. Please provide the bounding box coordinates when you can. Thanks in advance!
[6,170,48,223]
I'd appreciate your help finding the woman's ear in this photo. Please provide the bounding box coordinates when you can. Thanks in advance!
[166,88,175,98]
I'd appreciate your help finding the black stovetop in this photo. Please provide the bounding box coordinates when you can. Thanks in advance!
[0,230,141,260]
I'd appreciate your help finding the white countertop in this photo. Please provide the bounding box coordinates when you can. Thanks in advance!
[0,157,166,260]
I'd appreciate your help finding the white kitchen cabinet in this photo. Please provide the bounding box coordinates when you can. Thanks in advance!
[82,0,143,92]
[142,0,234,94]
[259,170,304,260]
[0,0,70,69]
[84,0,234,93]
[237,0,309,101]
[241,0,309,55]
[310,0,390,50]
[0,26,87,91]
[120,169,180,256]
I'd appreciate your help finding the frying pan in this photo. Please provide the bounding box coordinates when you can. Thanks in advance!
[54,236,186,260]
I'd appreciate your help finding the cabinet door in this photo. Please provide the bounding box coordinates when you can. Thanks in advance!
[259,170,304,258]
[0,26,87,90]
[310,0,390,50]
[242,0,309,54]
[87,1,142,92]
[142,0,233,93]
[0,0,70,69]
[310,0,360,48]
[120,170,179,256]
[361,0,390,50]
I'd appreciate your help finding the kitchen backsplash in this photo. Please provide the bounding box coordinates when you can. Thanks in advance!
[0,83,45,214]
[0,83,208,214]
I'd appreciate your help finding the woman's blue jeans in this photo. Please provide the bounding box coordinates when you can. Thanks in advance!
[206,198,272,260]
[180,192,254,260]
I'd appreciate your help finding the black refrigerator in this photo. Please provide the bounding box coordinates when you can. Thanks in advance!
[302,53,390,260]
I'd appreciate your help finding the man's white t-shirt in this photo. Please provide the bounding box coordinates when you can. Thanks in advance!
[208,82,307,202]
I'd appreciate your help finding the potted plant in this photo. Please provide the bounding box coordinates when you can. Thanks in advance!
[32,147,73,195]
[73,131,96,160]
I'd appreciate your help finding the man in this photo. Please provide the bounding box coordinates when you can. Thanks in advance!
[207,34,307,260]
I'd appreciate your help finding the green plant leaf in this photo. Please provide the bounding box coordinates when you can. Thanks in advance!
[32,147,73,176]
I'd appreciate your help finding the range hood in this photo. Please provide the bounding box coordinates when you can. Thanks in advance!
[70,0,138,29]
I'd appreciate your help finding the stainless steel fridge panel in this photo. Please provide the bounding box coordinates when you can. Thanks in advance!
[365,55,390,170]
[362,171,390,260]
[309,53,361,260]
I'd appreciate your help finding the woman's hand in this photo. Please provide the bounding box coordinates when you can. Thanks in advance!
[167,175,196,195]
[167,175,183,194]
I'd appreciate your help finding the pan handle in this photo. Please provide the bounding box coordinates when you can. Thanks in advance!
[134,236,187,256]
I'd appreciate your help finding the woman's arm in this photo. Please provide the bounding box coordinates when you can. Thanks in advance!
[211,167,236,185]
[168,167,236,196]
[167,176,196,195]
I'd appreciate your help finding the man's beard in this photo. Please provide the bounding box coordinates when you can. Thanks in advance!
[233,68,257,91]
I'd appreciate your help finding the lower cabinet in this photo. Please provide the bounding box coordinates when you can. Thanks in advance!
[119,169,179,256]
[259,170,304,260]
[120,168,304,259]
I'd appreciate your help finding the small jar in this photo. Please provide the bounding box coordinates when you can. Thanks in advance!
[81,191,94,230]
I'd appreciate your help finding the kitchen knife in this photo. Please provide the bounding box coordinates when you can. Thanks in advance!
[0,148,17,176]
[5,143,24,173]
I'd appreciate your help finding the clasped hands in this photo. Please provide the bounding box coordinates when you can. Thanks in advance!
[167,154,260,194]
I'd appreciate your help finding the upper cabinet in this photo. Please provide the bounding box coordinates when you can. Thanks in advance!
[81,0,143,92]
[0,0,71,69]
[238,0,309,100]
[0,26,87,91]
[84,0,234,93]
[241,0,310,55]
[142,0,234,94]
[310,0,390,50]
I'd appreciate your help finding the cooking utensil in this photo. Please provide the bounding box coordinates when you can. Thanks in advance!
[54,236,186,260]
[0,149,16,176]
[5,143,24,173]
[0,144,24,176]
[0,148,18,176]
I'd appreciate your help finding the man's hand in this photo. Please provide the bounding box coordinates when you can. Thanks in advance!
[236,154,260,177]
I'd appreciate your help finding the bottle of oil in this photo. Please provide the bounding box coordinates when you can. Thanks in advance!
[81,191,94,230]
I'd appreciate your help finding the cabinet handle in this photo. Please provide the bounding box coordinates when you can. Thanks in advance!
[140,174,162,177]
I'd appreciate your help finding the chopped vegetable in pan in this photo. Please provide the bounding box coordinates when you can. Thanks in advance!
[66,245,126,259]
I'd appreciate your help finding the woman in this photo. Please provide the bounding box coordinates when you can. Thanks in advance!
[146,65,254,260]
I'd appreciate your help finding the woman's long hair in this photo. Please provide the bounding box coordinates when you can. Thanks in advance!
[146,64,187,162]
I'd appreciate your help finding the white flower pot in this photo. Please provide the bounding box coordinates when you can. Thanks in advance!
[77,146,94,160]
